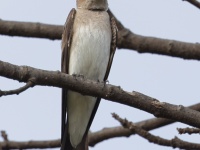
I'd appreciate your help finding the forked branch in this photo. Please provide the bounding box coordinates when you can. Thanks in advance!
[113,113,200,150]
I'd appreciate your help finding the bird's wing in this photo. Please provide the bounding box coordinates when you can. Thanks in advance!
[104,16,118,81]
[61,8,76,142]
[60,10,117,150]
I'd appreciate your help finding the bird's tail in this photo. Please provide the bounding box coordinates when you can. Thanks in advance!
[61,130,88,150]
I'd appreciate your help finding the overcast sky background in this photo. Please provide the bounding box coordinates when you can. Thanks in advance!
[0,0,200,150]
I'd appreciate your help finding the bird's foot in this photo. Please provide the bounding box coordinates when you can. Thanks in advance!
[99,79,109,88]
[72,74,85,80]
[78,74,85,79]
[72,73,78,80]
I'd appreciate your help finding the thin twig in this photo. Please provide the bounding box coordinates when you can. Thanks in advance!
[0,78,35,97]
[177,127,200,134]
[1,131,8,142]
[183,0,200,9]
[89,103,200,146]
[113,113,200,150]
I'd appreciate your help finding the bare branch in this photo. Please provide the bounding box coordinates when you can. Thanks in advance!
[0,78,35,97]
[113,113,200,150]
[118,31,200,60]
[107,9,200,60]
[0,4,199,150]
[0,20,62,40]
[1,102,200,150]
[183,0,200,9]
[177,127,200,135]
[0,139,60,149]
[1,131,8,142]
[0,17,200,60]
[1,60,200,128]
[89,103,200,146]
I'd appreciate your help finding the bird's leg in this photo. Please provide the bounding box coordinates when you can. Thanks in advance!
[72,73,85,80]
[72,73,78,80]
[105,79,109,84]
[98,79,109,90]
[78,74,85,79]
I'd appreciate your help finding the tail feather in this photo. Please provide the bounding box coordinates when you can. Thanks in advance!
[61,128,88,150]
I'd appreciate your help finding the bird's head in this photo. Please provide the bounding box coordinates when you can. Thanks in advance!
[76,0,108,11]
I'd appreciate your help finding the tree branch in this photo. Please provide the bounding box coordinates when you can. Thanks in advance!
[89,103,200,146]
[1,4,200,150]
[1,60,200,128]
[1,102,200,149]
[183,0,200,9]
[0,16,200,60]
[177,127,200,135]
[107,9,200,60]
[0,78,35,97]
[0,139,60,149]
[1,131,8,142]
[0,20,63,40]
[113,113,200,150]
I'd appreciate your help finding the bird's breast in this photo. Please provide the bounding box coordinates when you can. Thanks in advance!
[69,9,111,80]
[66,9,112,147]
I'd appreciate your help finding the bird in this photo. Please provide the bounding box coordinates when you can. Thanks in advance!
[61,0,117,150]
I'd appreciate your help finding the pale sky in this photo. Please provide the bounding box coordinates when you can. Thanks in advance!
[0,0,200,150]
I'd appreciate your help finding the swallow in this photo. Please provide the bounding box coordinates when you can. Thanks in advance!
[61,0,117,149]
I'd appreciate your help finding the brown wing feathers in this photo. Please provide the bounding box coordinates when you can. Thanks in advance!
[61,8,76,143]
[103,16,118,81]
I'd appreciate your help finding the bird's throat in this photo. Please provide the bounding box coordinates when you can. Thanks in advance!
[76,0,108,11]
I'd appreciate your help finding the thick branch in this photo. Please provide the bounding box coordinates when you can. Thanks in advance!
[113,113,200,150]
[107,9,200,60]
[0,20,63,40]
[118,31,200,60]
[0,18,200,60]
[1,60,200,128]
